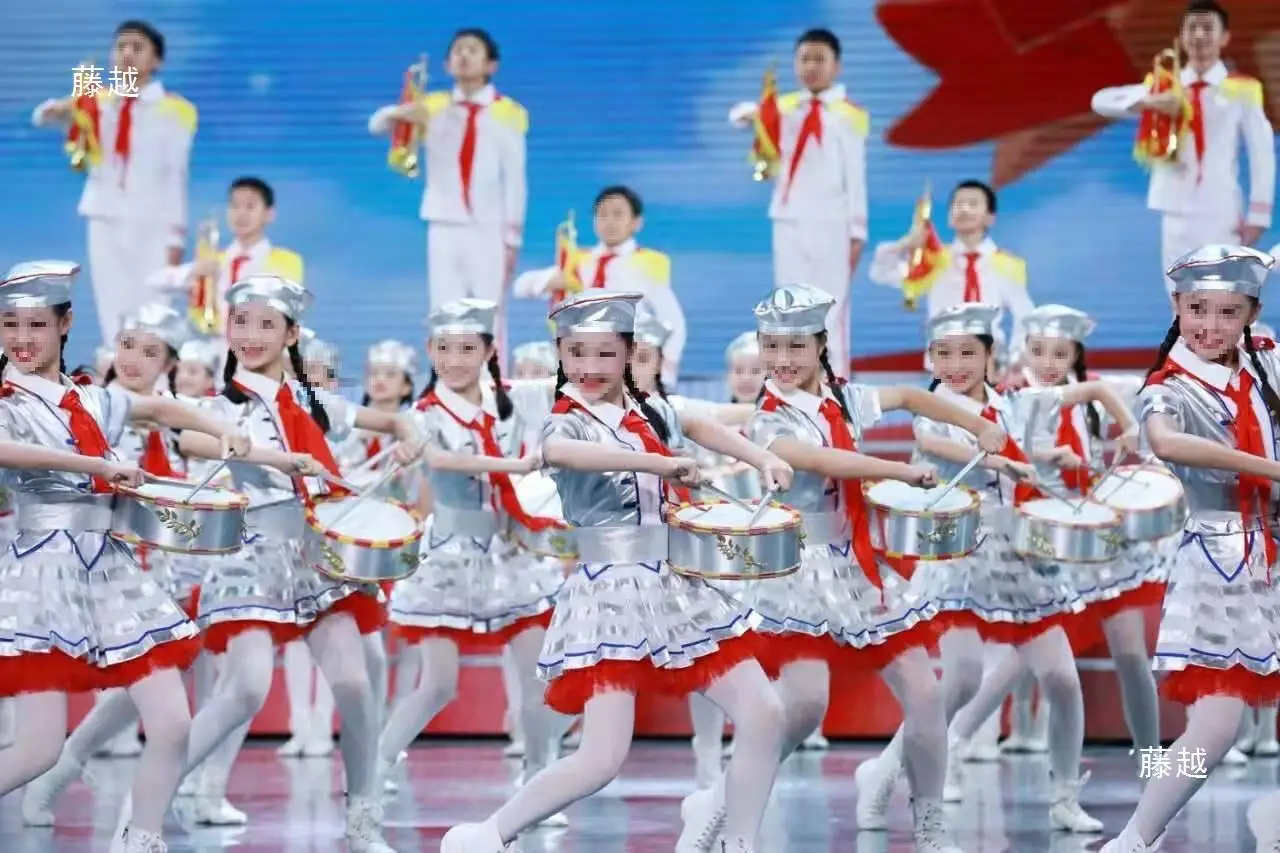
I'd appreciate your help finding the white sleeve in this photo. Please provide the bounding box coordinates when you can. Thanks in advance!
[728,101,757,128]
[368,105,397,135]
[867,241,908,288]
[315,389,358,442]
[32,98,66,128]
[500,124,527,249]
[163,120,194,250]
[146,262,195,293]
[1243,100,1276,229]
[512,266,557,299]
[1091,84,1146,120]
[842,129,868,241]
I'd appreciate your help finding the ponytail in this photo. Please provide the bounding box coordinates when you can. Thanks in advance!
[817,332,853,424]
[287,342,331,433]
[481,334,513,421]
[624,362,671,444]
[1072,343,1102,440]
[222,351,248,403]
[554,362,568,399]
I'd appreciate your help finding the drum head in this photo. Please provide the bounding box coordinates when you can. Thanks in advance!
[312,498,419,543]
[866,480,971,513]
[676,502,792,530]
[1092,469,1181,510]
[130,480,242,508]
[1022,498,1117,525]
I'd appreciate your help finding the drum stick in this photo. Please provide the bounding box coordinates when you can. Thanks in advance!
[320,471,364,494]
[348,442,400,478]
[697,480,754,512]
[923,451,986,512]
[183,456,233,503]
[325,462,403,530]
[745,488,778,528]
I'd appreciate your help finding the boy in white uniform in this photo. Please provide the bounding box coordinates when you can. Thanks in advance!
[31,20,196,344]
[1090,0,1273,297]
[728,28,868,376]
[368,28,528,353]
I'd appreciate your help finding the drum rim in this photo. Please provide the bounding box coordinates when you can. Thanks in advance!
[667,499,801,535]
[668,560,800,581]
[115,481,249,512]
[304,494,425,548]
[1092,466,1185,507]
[1017,498,1122,529]
[862,480,980,517]
[879,545,979,562]
[109,531,244,555]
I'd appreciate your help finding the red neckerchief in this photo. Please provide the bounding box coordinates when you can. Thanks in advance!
[980,403,1042,506]
[420,392,556,532]
[366,435,383,465]
[232,379,348,500]
[782,97,823,203]
[1147,354,1277,569]
[551,394,692,506]
[59,387,114,493]
[1056,406,1092,494]
[141,429,177,478]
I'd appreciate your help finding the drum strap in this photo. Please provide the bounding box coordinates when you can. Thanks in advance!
[1055,407,1092,494]
[980,406,1041,506]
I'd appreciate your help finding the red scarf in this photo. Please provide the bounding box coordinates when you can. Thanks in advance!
[551,395,692,506]
[783,97,823,203]
[141,429,176,478]
[366,435,383,464]
[980,404,1042,505]
[59,388,114,493]
[1056,406,1092,494]
[234,379,348,500]
[420,392,556,531]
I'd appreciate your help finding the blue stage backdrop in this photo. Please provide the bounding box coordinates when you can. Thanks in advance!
[2,0,1277,372]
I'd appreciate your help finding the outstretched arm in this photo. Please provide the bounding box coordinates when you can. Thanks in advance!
[1146,414,1280,479]
[769,436,925,484]
[1062,381,1137,431]
[880,386,1006,451]
[543,436,674,476]
[132,397,240,444]
[0,440,113,476]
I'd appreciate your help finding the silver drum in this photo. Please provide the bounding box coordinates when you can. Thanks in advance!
[1013,497,1124,563]
[304,495,425,583]
[513,472,576,560]
[863,480,981,560]
[667,500,801,581]
[111,479,248,554]
[1090,465,1187,542]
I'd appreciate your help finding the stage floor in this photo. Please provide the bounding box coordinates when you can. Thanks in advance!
[2,740,1274,851]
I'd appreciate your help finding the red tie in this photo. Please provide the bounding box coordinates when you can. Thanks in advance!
[228,254,250,286]
[114,97,135,164]
[963,252,982,302]
[59,389,114,493]
[783,98,824,202]
[230,381,348,500]
[812,396,886,590]
[141,429,176,478]
[1188,81,1207,182]
[458,102,483,212]
[366,435,382,464]
[592,253,616,288]
[620,409,692,506]
[1055,406,1091,493]
[1222,370,1277,567]
[981,406,1042,505]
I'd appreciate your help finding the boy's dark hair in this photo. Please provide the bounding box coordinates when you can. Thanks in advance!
[952,179,998,215]
[1183,0,1229,28]
[229,176,275,208]
[115,20,165,60]
[796,28,841,59]
[594,185,643,217]
[449,28,500,62]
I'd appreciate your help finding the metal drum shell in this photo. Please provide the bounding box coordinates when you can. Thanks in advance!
[111,484,249,555]
[667,500,802,581]
[1093,466,1188,542]
[304,495,426,583]
[862,482,982,561]
[1012,501,1125,564]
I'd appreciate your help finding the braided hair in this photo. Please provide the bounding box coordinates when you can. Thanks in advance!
[1071,343,1102,440]
[1143,319,1181,386]
[222,322,331,433]
[816,331,853,424]
[553,332,670,443]
[417,334,513,420]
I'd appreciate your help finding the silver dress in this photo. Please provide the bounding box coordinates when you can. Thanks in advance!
[389,385,561,641]
[0,372,199,694]
[1139,342,1280,702]
[536,386,760,714]
[744,381,938,668]
[194,370,382,647]
[914,384,1085,642]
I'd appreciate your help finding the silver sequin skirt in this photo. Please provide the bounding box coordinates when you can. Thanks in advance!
[140,548,204,606]
[1070,536,1175,608]
[0,530,200,694]
[389,532,562,636]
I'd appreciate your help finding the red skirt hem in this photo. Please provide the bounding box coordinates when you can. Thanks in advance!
[389,610,554,651]
[0,637,202,697]
[202,591,387,653]
[1161,665,1280,705]
[752,632,845,678]
[544,631,773,716]
[944,610,1066,646]
[1066,582,1167,654]
[840,619,945,672]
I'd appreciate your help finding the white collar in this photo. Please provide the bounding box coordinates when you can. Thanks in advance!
[433,383,495,424]
[807,84,847,105]
[228,237,272,258]
[950,236,997,261]
[1167,339,1257,392]
[3,365,73,406]
[560,382,630,431]
[233,367,285,401]
[452,83,496,106]
[1181,61,1228,87]
[594,238,637,258]
[136,79,165,103]
[934,382,997,415]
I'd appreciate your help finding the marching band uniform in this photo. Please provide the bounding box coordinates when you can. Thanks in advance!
[729,86,869,373]
[147,237,304,333]
[368,85,528,351]
[1091,64,1275,294]
[32,82,197,342]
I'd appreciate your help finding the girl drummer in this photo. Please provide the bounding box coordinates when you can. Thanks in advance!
[175,274,421,853]
[855,302,1137,834]
[441,291,793,853]
[724,284,1004,853]
[378,299,569,808]
[1102,245,1280,853]
[0,260,253,853]
[174,337,222,398]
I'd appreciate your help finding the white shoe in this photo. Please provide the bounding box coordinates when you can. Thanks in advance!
[942,741,965,802]
[117,825,167,853]
[999,732,1038,753]
[98,731,144,758]
[194,795,248,826]
[1248,794,1280,852]
[799,731,829,751]
[176,773,198,797]
[21,750,84,826]
[302,729,335,758]
[1099,825,1161,853]
[1238,733,1259,754]
[912,799,964,853]
[501,738,526,758]
[1049,772,1103,833]
[675,787,726,853]
[440,821,509,852]
[720,840,756,853]
[961,741,1001,762]
[1256,739,1280,757]
[855,757,901,831]
[346,797,397,853]
[1223,746,1250,766]
[277,732,308,757]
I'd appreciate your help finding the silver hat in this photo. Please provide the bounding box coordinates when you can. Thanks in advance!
[0,260,80,309]
[633,299,672,348]
[178,337,223,372]
[299,328,338,367]
[118,303,191,352]
[1024,304,1096,344]
[512,341,557,371]
[549,291,643,337]
[1167,244,1275,299]
[367,339,417,374]
[754,284,835,336]
[927,303,1002,343]
[425,298,498,338]
[725,331,760,362]
[225,274,313,321]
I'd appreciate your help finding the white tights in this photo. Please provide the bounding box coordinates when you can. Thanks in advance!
[282,641,334,737]
[948,627,1085,783]
[1126,695,1243,844]
[490,661,785,845]
[0,669,191,833]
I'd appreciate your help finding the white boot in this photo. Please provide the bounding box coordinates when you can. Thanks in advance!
[119,826,167,853]
[440,820,509,852]
[1223,745,1250,766]
[1048,772,1103,833]
[191,764,248,826]
[798,728,829,751]
[963,708,1002,763]
[912,798,963,853]
[720,839,756,853]
[346,797,396,853]
[277,715,310,758]
[302,707,335,757]
[1099,824,1161,853]
[21,750,85,826]
[855,756,902,831]
[675,787,726,853]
